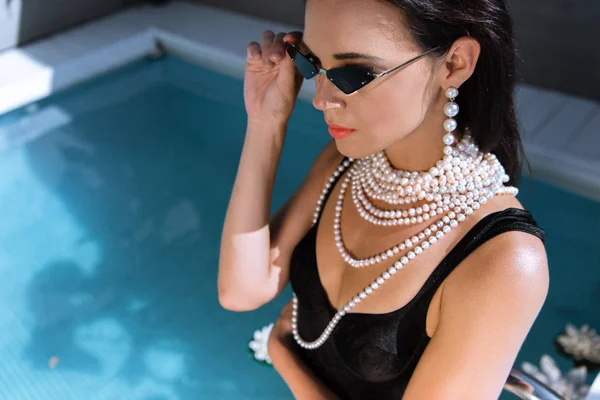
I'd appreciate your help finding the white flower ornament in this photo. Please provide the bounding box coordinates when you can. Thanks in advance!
[557,324,600,366]
[521,354,590,400]
[249,323,274,365]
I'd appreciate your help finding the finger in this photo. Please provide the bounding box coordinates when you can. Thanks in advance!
[284,31,303,46]
[261,30,275,67]
[247,41,262,60]
[270,32,287,63]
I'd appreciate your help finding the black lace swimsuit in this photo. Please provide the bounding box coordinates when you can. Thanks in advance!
[288,158,546,400]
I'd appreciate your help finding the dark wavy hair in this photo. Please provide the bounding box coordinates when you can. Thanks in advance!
[305,0,527,185]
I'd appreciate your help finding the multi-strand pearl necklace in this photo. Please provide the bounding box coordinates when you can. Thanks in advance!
[338,135,514,268]
[291,88,518,350]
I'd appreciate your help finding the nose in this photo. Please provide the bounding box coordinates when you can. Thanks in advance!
[312,70,346,111]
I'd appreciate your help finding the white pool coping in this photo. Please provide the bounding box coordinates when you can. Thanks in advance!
[0,1,599,202]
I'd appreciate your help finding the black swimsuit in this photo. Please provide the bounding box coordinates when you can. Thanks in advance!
[288,157,546,400]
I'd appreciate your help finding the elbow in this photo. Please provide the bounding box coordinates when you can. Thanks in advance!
[217,258,277,311]
[218,294,262,312]
[218,285,266,312]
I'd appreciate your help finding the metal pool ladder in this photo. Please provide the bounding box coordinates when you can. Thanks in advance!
[504,367,565,400]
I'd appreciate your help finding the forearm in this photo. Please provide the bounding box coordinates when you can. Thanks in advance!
[226,121,287,234]
[271,336,340,400]
[218,121,287,307]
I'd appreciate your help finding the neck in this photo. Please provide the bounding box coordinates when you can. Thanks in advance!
[383,129,446,172]
[384,94,457,172]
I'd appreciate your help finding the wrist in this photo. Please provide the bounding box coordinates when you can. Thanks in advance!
[245,121,287,156]
[247,119,288,135]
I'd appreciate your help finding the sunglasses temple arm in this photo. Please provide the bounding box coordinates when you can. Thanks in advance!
[375,45,443,78]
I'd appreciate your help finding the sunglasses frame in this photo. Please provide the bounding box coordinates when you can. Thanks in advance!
[286,42,445,95]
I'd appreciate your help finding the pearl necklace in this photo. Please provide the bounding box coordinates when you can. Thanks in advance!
[335,135,511,268]
[292,87,518,350]
[292,134,518,350]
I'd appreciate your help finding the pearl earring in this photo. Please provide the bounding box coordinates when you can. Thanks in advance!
[442,87,459,156]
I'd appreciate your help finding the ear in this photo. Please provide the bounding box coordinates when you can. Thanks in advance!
[439,36,481,90]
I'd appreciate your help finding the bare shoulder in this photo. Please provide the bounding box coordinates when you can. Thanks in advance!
[404,198,550,399]
[443,197,549,314]
[461,226,548,288]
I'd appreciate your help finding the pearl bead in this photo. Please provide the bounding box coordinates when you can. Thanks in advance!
[445,87,459,98]
[444,120,457,134]
[444,102,459,117]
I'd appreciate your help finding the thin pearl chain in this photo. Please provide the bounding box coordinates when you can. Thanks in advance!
[312,158,354,225]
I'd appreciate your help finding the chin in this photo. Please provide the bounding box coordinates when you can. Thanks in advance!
[333,136,379,159]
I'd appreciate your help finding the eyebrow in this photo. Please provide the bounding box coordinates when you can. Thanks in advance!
[333,52,385,62]
[303,42,385,62]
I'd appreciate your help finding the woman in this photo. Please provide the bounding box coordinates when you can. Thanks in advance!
[218,0,549,398]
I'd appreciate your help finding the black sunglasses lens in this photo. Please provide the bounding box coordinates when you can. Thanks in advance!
[328,67,376,95]
[286,45,318,79]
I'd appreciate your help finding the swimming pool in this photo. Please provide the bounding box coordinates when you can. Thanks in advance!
[0,55,598,399]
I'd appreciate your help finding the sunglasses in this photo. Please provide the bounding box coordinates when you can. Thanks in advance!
[285,43,443,95]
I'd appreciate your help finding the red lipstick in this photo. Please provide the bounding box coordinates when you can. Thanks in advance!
[328,124,356,139]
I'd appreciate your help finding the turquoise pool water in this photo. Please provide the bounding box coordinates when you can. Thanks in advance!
[0,56,598,399]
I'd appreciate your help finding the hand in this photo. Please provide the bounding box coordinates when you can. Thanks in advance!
[244,30,305,128]
[268,298,295,357]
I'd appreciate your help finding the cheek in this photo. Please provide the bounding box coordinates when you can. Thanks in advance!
[335,71,430,158]
[359,78,427,139]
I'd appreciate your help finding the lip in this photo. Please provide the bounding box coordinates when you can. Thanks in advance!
[328,124,356,139]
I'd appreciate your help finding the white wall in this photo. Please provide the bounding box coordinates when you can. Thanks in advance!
[0,0,126,52]
[0,0,23,51]
[195,0,304,26]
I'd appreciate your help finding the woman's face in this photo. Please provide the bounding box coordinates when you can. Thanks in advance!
[303,0,443,158]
